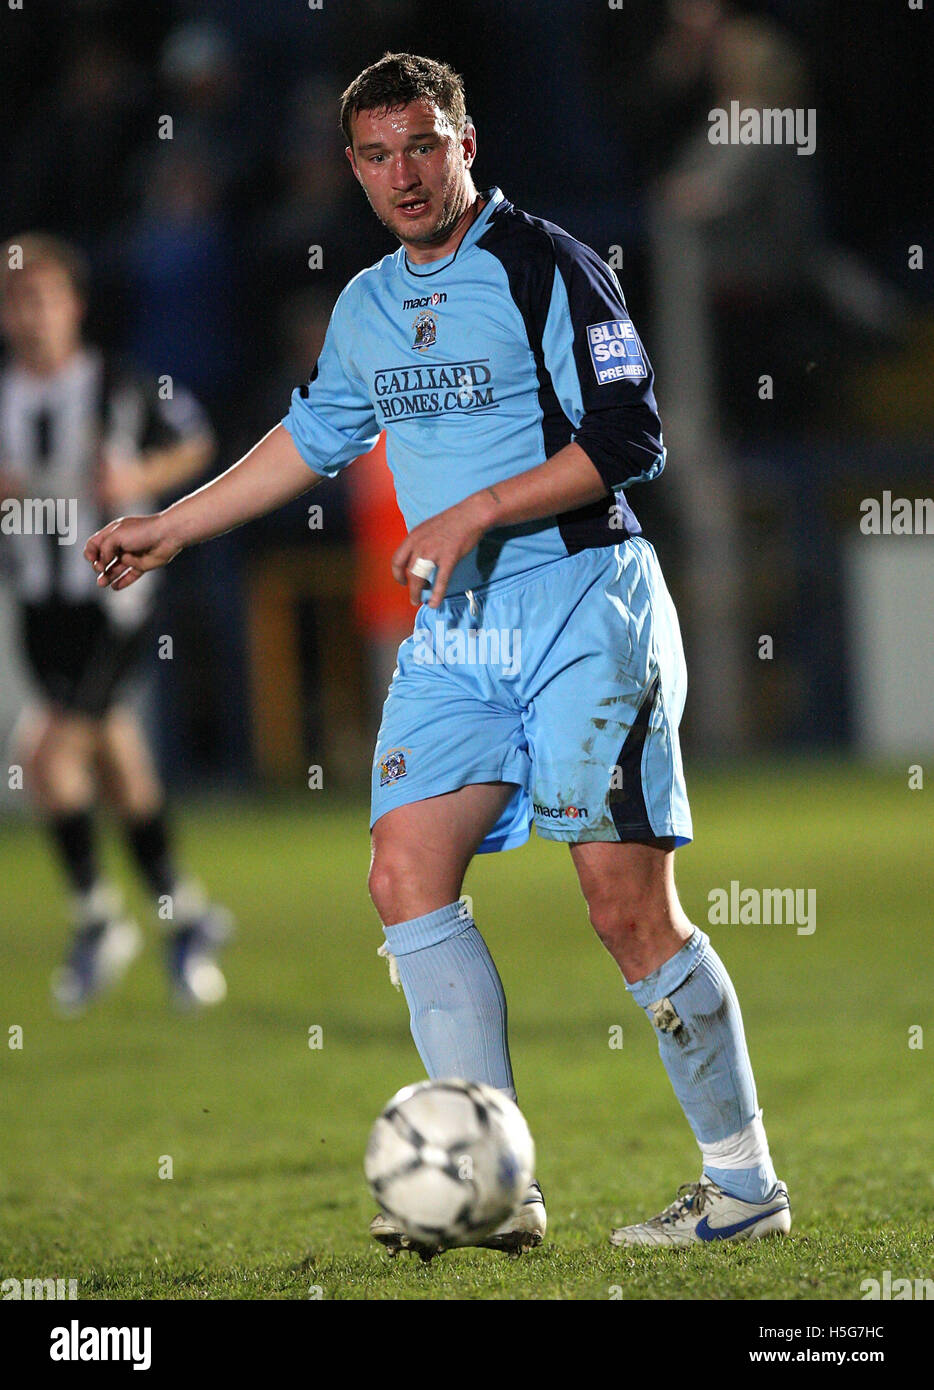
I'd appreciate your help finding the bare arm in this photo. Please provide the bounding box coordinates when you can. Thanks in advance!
[472,442,607,527]
[85,424,319,590]
[164,424,320,546]
[392,442,608,607]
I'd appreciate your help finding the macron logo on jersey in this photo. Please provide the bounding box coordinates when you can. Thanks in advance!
[402,292,448,310]
[587,319,647,385]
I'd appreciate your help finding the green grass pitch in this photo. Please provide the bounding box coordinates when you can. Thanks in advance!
[0,761,930,1300]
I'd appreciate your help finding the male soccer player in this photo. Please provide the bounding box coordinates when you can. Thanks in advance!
[1,233,231,1011]
[85,53,791,1253]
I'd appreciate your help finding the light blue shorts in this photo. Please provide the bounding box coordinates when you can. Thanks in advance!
[370,538,693,852]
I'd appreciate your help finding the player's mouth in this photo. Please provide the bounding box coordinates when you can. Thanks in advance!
[395,196,430,219]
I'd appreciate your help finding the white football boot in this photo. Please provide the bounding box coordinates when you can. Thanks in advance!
[165,882,233,1009]
[370,1180,547,1262]
[610,1176,791,1247]
[51,885,142,1015]
[475,1179,547,1257]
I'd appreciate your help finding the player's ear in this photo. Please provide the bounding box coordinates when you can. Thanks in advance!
[345,146,362,183]
[461,121,477,168]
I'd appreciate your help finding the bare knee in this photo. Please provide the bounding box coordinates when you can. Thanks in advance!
[586,885,693,984]
[29,715,98,812]
[587,885,668,952]
[367,852,404,923]
[97,709,162,817]
[368,842,462,926]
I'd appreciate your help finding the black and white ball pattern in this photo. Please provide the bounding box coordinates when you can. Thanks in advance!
[364,1079,535,1246]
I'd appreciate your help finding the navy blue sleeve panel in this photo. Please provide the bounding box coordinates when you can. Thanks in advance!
[477,203,664,497]
[547,234,665,494]
[475,210,571,459]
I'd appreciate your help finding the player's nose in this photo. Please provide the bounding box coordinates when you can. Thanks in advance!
[390,158,422,188]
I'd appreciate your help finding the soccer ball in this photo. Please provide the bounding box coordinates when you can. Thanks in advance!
[364,1078,535,1246]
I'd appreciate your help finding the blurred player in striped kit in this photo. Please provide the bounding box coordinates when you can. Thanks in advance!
[0,234,232,1011]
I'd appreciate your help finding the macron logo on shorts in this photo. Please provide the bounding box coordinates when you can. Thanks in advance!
[586,319,647,385]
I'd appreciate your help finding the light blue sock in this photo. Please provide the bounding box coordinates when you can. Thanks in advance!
[702,1161,778,1205]
[628,929,777,1202]
[382,902,516,1101]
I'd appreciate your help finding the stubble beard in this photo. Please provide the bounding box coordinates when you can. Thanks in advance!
[370,176,473,251]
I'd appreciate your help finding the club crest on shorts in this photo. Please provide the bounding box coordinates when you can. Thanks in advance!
[412,310,437,352]
[378,748,408,787]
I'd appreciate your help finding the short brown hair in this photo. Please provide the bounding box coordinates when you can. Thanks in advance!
[1,232,90,300]
[340,52,467,148]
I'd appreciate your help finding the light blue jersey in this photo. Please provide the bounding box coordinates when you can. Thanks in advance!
[282,186,690,851]
[282,186,665,596]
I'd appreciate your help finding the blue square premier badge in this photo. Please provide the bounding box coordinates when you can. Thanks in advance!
[586,319,647,385]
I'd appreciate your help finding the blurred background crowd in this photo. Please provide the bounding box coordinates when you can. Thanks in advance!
[1,0,930,791]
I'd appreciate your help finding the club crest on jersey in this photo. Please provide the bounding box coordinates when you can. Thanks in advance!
[412,310,437,352]
[586,318,647,385]
[378,748,408,787]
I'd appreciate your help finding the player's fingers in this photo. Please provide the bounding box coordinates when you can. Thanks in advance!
[391,540,412,586]
[97,525,133,574]
[102,546,153,583]
[96,548,134,587]
[407,567,427,607]
[84,519,122,570]
[96,562,121,587]
[109,564,144,591]
[97,545,126,582]
[425,559,452,609]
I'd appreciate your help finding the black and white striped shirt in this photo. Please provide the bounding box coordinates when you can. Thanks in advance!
[0,347,207,625]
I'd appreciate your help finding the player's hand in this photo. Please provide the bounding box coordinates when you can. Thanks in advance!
[392,494,491,608]
[84,513,182,591]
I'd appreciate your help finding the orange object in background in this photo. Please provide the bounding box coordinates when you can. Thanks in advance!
[346,432,413,638]
[345,433,415,732]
